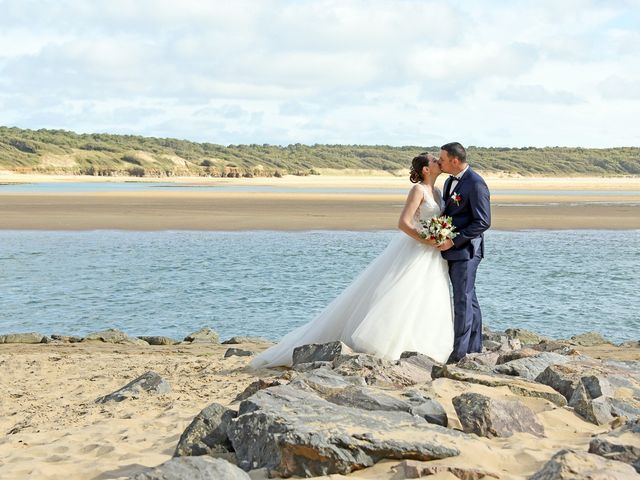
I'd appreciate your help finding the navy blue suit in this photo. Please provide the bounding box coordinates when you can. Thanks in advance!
[441,167,491,361]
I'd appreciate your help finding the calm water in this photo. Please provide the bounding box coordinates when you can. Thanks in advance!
[0,230,638,343]
[0,181,638,197]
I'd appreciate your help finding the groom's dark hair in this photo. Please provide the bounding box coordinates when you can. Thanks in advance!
[441,142,467,163]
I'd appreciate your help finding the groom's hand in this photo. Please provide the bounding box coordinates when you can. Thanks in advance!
[437,239,454,251]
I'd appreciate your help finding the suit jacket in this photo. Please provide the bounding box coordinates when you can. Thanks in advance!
[441,167,491,261]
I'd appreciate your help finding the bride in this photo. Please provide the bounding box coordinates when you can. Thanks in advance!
[250,153,454,368]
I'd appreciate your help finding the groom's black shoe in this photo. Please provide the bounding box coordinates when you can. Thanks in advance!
[445,354,459,365]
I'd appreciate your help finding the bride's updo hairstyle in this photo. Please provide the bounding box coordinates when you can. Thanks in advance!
[409,153,431,183]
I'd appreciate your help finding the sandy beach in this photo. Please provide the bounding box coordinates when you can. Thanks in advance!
[1,173,639,230]
[1,339,638,480]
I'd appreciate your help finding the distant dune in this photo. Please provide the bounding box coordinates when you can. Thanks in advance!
[1,126,639,178]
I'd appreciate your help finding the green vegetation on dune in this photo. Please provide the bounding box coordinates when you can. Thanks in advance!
[1,126,638,177]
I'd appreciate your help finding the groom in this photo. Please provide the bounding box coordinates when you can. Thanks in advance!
[436,142,491,363]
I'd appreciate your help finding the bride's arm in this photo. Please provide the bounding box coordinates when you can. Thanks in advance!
[398,185,435,245]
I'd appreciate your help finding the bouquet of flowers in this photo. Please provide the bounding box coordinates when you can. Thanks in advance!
[419,215,458,245]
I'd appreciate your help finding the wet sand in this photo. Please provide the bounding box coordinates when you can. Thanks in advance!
[0,174,638,230]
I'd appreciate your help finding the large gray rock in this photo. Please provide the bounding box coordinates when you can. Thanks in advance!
[233,378,287,402]
[96,371,170,403]
[292,341,353,366]
[452,392,544,438]
[529,449,637,479]
[83,328,147,345]
[496,347,541,365]
[402,390,448,427]
[183,327,219,344]
[569,382,615,425]
[129,456,250,480]
[224,348,254,358]
[535,364,596,402]
[531,341,579,355]
[536,359,640,406]
[432,365,567,407]
[482,331,522,352]
[504,328,550,345]
[568,331,614,347]
[174,403,237,457]
[332,353,421,388]
[398,352,442,382]
[457,352,500,372]
[589,419,640,473]
[289,367,367,396]
[494,352,572,381]
[292,360,334,372]
[222,336,270,344]
[226,384,468,477]
[0,332,48,344]
[138,336,178,345]
[396,459,500,479]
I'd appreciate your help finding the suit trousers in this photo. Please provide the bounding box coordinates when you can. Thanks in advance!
[447,249,483,361]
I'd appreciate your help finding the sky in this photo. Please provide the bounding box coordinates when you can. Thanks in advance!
[0,0,638,147]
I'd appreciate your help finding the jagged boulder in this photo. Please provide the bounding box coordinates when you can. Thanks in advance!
[83,328,147,345]
[432,365,567,406]
[224,348,254,358]
[496,347,541,365]
[292,341,353,366]
[0,332,48,344]
[568,331,614,347]
[174,403,237,456]
[569,382,615,425]
[589,419,640,472]
[452,392,544,438]
[482,330,522,352]
[504,328,550,345]
[183,327,219,344]
[456,352,500,372]
[493,352,572,381]
[129,456,250,479]
[292,360,334,372]
[289,367,367,396]
[535,364,595,401]
[226,384,468,476]
[234,378,287,402]
[95,371,170,403]
[398,352,442,382]
[332,353,422,388]
[531,341,579,355]
[529,449,637,479]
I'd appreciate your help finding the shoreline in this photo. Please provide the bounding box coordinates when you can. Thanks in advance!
[1,174,638,231]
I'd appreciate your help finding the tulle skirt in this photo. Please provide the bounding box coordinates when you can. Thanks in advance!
[249,233,454,368]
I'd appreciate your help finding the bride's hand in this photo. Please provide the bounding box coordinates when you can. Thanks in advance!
[422,237,438,247]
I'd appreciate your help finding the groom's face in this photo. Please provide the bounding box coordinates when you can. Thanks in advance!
[439,149,455,174]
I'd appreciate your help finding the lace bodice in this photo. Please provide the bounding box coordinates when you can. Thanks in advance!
[413,184,443,225]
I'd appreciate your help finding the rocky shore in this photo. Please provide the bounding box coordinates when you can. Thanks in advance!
[0,327,638,479]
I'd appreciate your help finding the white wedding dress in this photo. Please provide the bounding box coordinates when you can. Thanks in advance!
[250,184,454,368]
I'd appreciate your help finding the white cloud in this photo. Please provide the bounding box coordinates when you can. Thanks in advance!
[0,0,638,147]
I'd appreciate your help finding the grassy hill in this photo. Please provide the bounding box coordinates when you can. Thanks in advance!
[1,126,639,177]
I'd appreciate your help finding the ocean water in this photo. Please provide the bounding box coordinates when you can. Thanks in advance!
[0,230,638,343]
